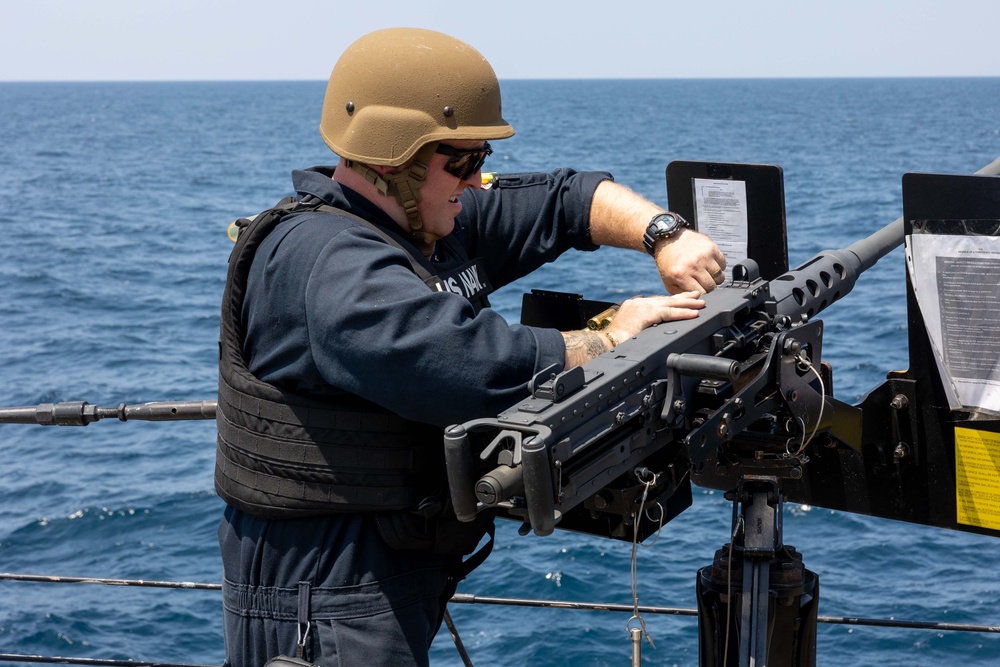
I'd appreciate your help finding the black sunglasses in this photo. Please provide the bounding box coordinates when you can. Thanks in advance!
[435,142,493,180]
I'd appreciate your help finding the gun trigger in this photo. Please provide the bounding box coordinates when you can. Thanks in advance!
[480,429,524,463]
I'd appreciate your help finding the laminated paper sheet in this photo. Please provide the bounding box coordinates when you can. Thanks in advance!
[693,178,748,281]
[906,229,1000,413]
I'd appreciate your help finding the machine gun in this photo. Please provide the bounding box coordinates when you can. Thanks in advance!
[445,198,906,539]
[444,158,1000,667]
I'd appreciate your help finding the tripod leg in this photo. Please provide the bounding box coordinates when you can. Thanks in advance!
[739,489,776,666]
[698,477,818,667]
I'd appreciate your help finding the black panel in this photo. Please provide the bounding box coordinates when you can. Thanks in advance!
[666,161,788,280]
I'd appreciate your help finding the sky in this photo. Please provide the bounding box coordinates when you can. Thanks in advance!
[1,0,998,82]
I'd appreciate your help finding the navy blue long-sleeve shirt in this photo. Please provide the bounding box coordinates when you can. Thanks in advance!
[243,166,611,427]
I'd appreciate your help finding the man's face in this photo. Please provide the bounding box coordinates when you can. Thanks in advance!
[415,140,490,239]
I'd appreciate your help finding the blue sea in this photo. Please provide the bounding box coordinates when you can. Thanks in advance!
[1,78,999,667]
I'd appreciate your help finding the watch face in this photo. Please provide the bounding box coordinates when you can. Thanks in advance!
[653,214,681,235]
[656,219,677,234]
[644,213,687,255]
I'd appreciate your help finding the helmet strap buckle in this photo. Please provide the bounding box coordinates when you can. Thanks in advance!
[346,159,392,197]
[346,143,439,244]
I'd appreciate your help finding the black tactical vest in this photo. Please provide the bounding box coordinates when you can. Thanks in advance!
[215,196,491,520]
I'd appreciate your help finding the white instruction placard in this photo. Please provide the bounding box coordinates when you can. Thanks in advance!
[907,231,1000,412]
[693,178,748,279]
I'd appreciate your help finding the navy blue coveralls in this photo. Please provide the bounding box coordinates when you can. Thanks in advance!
[219,166,610,667]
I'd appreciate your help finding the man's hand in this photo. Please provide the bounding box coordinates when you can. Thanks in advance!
[587,180,726,294]
[562,292,705,369]
[652,227,726,294]
[605,292,705,340]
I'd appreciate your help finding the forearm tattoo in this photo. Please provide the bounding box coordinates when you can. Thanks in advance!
[563,330,610,367]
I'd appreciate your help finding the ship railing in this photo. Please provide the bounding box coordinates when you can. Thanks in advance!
[2,401,999,667]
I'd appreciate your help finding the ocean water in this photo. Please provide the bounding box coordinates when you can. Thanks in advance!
[0,78,998,666]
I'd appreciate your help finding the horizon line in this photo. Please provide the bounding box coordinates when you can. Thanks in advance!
[3,74,999,85]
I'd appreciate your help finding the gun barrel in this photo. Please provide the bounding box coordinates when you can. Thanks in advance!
[771,157,1000,322]
[847,156,1000,272]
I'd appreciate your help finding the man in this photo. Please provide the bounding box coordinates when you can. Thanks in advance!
[216,27,726,667]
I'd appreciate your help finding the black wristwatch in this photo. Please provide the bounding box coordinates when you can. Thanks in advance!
[642,212,689,255]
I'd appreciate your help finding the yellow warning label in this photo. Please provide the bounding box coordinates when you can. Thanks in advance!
[955,427,1000,531]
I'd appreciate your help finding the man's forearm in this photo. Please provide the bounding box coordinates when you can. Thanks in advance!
[562,329,613,369]
[587,180,662,250]
[587,179,726,294]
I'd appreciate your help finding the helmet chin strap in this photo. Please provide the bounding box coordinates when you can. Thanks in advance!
[345,143,441,245]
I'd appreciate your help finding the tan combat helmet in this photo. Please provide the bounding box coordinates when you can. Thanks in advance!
[320,27,515,243]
